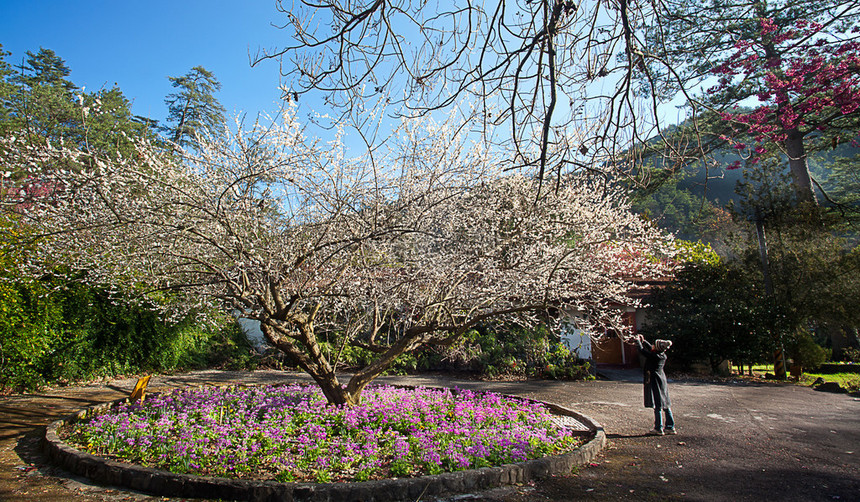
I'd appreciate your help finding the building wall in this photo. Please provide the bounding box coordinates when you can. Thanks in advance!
[562,309,641,367]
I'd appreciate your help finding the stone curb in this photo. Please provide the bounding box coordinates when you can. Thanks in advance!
[42,385,606,502]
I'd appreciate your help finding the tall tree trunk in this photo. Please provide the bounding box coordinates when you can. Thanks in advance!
[784,129,817,206]
[757,8,819,210]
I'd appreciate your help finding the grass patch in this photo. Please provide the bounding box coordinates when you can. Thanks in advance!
[740,364,859,391]
[800,372,860,391]
[750,364,775,373]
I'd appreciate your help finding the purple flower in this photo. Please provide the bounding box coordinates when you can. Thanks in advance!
[63,384,582,482]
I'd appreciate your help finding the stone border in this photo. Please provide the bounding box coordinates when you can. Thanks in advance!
[42,385,606,502]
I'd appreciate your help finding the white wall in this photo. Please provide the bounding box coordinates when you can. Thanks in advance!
[560,311,592,360]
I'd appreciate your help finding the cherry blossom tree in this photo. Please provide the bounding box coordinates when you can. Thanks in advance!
[1,109,673,406]
[711,18,860,205]
[638,0,860,207]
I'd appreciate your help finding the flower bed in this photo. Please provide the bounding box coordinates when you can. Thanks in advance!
[60,384,585,483]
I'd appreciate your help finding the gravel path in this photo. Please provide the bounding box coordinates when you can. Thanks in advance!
[2,369,859,501]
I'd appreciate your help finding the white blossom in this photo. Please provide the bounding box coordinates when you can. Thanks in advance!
[1,108,674,405]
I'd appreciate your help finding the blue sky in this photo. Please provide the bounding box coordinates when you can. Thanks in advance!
[1,1,295,125]
[1,1,692,150]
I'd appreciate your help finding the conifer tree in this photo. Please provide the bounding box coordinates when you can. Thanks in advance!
[163,66,226,148]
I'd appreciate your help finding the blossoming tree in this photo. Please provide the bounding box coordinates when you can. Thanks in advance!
[710,17,860,205]
[640,0,860,206]
[2,110,673,406]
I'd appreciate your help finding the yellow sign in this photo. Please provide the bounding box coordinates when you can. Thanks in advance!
[130,375,151,402]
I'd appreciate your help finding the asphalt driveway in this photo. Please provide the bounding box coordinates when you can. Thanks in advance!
[2,369,858,501]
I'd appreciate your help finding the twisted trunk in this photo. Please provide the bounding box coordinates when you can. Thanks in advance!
[259,318,352,406]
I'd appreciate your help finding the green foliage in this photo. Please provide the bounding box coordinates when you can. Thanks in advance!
[4,48,79,145]
[462,324,593,380]
[0,272,64,390]
[307,324,592,380]
[629,168,725,241]
[823,153,860,225]
[163,66,226,147]
[0,47,247,392]
[0,266,254,391]
[786,330,830,370]
[749,207,860,335]
[0,46,159,159]
[805,372,860,391]
[0,45,14,128]
[843,347,860,363]
[644,261,775,372]
[673,239,721,267]
[312,341,419,376]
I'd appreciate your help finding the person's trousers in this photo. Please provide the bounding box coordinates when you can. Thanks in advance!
[654,407,675,430]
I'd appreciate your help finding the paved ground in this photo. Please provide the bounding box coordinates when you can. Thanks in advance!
[1,369,859,501]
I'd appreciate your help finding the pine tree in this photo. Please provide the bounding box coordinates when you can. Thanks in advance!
[163,66,226,148]
[8,48,79,146]
[0,45,14,132]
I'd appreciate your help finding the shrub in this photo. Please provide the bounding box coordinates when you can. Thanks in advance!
[643,261,775,373]
[0,271,254,392]
[455,324,593,380]
[298,323,593,381]
[786,330,830,370]
[843,346,860,363]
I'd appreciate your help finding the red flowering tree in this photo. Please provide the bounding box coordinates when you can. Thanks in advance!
[711,18,860,204]
[637,0,860,207]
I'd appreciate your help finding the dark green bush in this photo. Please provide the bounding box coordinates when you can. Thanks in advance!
[786,330,830,370]
[643,261,776,373]
[0,272,254,392]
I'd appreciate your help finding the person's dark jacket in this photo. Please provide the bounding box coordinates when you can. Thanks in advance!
[636,338,671,409]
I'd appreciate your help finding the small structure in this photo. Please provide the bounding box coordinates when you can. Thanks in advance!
[561,310,641,368]
[561,278,671,368]
[129,375,151,403]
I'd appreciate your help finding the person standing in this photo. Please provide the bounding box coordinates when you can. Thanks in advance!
[635,334,676,435]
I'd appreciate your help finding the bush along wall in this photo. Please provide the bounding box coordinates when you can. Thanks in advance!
[0,273,255,392]
[302,323,593,380]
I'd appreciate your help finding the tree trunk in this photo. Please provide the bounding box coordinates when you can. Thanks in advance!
[344,330,427,406]
[784,129,817,206]
[258,320,354,406]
